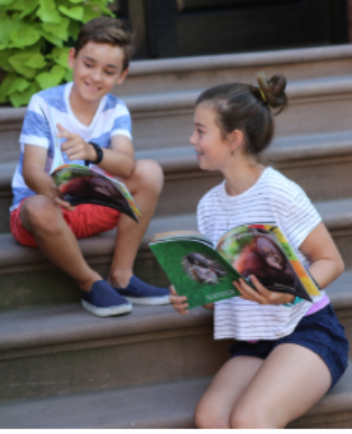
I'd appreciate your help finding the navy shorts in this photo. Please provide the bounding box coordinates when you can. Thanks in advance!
[229,304,349,389]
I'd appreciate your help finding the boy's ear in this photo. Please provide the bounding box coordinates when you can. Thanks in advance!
[68,48,76,68]
[116,67,129,85]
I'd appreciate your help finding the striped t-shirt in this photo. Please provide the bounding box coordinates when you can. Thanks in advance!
[11,82,132,211]
[197,166,327,341]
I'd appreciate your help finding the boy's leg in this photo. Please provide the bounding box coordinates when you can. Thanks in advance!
[19,195,132,316]
[194,356,264,428]
[108,159,170,304]
[229,343,332,428]
[21,195,100,291]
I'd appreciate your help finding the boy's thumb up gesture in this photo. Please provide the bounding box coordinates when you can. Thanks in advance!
[57,123,96,162]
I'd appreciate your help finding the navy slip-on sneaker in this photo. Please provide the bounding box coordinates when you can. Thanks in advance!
[114,276,170,306]
[81,280,132,317]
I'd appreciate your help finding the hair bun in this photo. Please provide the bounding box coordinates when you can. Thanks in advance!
[257,72,288,114]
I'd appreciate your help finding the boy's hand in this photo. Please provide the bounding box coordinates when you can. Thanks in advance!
[169,285,189,315]
[234,275,295,305]
[57,124,96,162]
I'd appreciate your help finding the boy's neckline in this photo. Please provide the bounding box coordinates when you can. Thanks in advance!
[65,82,107,130]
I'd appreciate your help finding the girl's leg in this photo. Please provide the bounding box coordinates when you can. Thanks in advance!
[230,343,332,428]
[194,355,264,428]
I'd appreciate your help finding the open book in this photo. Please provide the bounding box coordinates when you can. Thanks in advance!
[51,164,141,223]
[149,223,320,309]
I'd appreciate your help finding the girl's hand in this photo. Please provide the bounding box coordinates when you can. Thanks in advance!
[234,275,295,305]
[169,285,189,314]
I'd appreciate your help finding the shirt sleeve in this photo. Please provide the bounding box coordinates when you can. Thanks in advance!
[19,94,52,149]
[110,101,132,140]
[282,185,322,250]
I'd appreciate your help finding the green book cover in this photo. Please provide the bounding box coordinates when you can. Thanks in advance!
[150,224,320,309]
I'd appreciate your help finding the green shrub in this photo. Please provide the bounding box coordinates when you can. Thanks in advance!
[0,0,114,107]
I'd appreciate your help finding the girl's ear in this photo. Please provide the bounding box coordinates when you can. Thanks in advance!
[228,129,245,152]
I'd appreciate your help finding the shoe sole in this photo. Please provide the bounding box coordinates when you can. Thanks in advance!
[81,300,132,317]
[124,295,171,306]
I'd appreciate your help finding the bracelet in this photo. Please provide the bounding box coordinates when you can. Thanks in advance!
[85,142,103,165]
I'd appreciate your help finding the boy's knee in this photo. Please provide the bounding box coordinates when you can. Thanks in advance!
[22,196,62,233]
[194,402,229,429]
[134,159,164,193]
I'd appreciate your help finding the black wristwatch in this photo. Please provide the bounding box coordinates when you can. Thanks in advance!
[85,142,103,166]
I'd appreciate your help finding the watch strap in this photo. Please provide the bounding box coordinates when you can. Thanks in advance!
[85,142,103,165]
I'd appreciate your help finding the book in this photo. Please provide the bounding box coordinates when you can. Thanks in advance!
[51,164,142,223]
[149,223,321,309]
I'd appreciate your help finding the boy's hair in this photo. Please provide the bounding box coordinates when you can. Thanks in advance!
[196,74,288,156]
[74,17,133,71]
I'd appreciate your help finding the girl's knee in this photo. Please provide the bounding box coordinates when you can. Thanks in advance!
[133,159,164,193]
[194,401,230,429]
[230,406,272,429]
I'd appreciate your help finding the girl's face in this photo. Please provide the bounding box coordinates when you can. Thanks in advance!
[189,104,232,171]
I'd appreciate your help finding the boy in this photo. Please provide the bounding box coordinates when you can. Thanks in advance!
[10,17,170,317]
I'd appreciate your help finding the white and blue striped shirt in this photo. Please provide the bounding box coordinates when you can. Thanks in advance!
[11,82,132,211]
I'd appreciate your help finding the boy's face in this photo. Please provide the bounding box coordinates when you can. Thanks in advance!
[68,42,128,103]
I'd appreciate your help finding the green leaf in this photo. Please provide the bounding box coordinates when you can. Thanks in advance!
[39,28,63,47]
[10,25,40,47]
[19,0,39,19]
[58,5,83,21]
[8,52,37,79]
[0,0,15,5]
[37,0,62,23]
[68,19,80,40]
[42,17,69,41]
[0,72,17,103]
[0,49,16,72]
[66,0,84,3]
[4,0,26,10]
[35,64,65,89]
[82,5,101,24]
[25,53,47,69]
[6,76,30,95]
[0,14,19,48]
[64,68,73,82]
[9,82,40,107]
[48,46,70,68]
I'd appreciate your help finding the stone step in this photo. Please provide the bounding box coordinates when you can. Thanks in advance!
[0,303,229,404]
[0,357,352,428]
[1,198,352,313]
[0,263,351,406]
[117,44,352,96]
[2,75,352,159]
[1,129,352,233]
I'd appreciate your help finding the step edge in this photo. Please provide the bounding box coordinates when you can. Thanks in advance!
[127,45,352,77]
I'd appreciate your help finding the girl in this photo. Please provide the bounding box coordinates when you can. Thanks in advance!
[169,73,349,428]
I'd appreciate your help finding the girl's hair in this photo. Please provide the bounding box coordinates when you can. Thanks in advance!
[196,73,288,155]
[74,17,133,71]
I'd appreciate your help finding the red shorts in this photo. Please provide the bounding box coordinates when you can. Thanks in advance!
[10,198,120,248]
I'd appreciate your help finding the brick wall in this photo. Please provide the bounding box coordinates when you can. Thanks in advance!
[349,0,352,41]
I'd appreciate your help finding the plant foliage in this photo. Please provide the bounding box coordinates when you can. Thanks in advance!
[0,0,114,107]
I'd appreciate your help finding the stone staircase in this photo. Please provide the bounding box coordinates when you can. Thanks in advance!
[1,44,352,428]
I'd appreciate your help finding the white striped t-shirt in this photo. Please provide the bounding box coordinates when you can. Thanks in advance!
[11,82,132,211]
[197,167,327,341]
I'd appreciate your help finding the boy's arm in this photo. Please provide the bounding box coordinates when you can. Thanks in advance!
[23,144,73,210]
[57,124,136,178]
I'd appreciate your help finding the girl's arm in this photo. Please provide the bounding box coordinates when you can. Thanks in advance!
[234,222,344,305]
[299,221,344,289]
